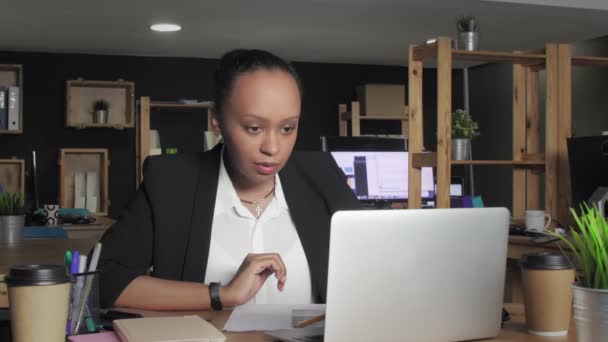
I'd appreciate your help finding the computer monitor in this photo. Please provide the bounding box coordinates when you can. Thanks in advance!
[331,151,434,201]
[568,136,608,210]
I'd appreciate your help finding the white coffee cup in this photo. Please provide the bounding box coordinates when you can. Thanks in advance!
[525,210,551,232]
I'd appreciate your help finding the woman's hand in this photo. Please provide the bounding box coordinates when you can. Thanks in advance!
[220,253,287,306]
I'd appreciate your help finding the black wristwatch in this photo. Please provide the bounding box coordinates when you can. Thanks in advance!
[209,282,223,311]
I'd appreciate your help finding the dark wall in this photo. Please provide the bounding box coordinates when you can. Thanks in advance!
[468,35,608,211]
[0,50,463,218]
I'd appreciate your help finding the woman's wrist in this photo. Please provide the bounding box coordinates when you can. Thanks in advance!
[218,285,234,307]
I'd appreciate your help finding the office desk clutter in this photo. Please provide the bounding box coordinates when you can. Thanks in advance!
[3,242,105,341]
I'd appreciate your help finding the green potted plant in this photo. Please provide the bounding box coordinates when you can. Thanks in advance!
[545,204,608,341]
[451,109,479,160]
[456,14,479,51]
[0,192,26,244]
[92,99,110,124]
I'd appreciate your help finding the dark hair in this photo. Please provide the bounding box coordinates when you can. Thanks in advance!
[213,49,302,116]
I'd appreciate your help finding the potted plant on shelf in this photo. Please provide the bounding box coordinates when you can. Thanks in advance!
[92,99,110,124]
[451,109,479,160]
[544,204,608,341]
[456,14,479,51]
[0,192,26,244]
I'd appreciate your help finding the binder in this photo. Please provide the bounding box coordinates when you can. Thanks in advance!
[0,86,7,129]
[86,171,99,213]
[74,172,86,208]
[113,315,225,342]
[7,86,19,130]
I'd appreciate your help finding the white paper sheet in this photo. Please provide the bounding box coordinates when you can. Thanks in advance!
[223,304,325,332]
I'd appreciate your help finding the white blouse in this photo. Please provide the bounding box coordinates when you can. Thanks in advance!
[203,152,312,305]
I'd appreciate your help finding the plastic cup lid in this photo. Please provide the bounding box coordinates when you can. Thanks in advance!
[4,264,70,286]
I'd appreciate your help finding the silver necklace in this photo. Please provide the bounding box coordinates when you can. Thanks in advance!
[239,187,275,218]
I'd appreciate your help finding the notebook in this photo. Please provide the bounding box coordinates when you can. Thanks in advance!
[68,332,120,342]
[113,315,226,342]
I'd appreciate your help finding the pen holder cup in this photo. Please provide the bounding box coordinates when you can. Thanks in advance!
[68,271,101,336]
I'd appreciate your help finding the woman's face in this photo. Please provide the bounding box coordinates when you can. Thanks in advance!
[212,68,301,187]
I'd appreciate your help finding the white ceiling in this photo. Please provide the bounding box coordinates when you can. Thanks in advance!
[1,0,607,66]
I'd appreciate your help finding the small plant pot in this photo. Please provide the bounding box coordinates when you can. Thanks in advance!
[572,284,608,341]
[93,110,108,124]
[0,215,25,244]
[452,138,471,160]
[457,32,479,51]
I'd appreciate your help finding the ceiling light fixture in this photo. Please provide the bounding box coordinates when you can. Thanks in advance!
[150,23,181,32]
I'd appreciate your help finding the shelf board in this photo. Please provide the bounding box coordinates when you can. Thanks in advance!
[572,56,608,67]
[150,102,213,109]
[69,123,133,130]
[451,159,545,166]
[452,50,546,64]
[0,129,23,135]
[413,44,546,64]
[340,112,407,121]
[411,152,545,168]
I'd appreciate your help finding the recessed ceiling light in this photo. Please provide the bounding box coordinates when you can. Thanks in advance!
[426,38,437,44]
[150,24,181,32]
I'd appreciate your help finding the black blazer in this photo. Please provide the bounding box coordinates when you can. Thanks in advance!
[98,144,361,308]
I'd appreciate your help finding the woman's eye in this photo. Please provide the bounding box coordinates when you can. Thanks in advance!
[247,126,261,133]
[281,126,296,134]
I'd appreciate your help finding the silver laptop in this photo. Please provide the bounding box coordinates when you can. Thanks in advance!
[323,208,510,342]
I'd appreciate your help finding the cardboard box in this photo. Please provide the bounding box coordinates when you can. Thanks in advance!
[356,84,405,117]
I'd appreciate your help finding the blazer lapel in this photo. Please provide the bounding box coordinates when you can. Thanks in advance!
[181,144,222,282]
[280,160,330,302]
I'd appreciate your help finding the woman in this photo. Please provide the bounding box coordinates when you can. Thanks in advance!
[98,49,361,311]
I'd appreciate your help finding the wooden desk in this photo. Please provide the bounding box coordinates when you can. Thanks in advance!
[508,235,565,260]
[121,303,574,341]
[62,215,114,240]
[0,238,98,308]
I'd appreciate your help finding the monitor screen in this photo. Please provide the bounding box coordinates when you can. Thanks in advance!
[331,151,434,201]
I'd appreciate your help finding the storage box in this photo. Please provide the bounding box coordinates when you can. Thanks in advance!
[59,149,109,216]
[0,159,24,194]
[66,79,135,129]
[356,84,405,117]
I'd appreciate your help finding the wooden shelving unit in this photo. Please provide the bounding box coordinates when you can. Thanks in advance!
[408,37,573,225]
[66,79,135,129]
[136,97,214,184]
[338,101,408,137]
[0,159,25,194]
[0,64,23,134]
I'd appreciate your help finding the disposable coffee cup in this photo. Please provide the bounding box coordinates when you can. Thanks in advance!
[5,264,71,342]
[520,252,575,336]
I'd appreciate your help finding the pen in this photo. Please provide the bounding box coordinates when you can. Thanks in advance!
[295,313,326,328]
[64,251,72,271]
[73,242,103,334]
[66,251,80,335]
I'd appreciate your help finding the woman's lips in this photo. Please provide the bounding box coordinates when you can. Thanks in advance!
[255,162,279,175]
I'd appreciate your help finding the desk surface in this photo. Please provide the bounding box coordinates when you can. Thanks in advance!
[0,238,98,275]
[123,303,574,341]
[0,239,576,341]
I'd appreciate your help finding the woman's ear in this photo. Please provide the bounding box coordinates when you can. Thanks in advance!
[209,109,222,138]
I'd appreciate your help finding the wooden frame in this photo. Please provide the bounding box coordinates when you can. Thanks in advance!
[136,97,214,185]
[66,79,135,129]
[58,148,109,216]
[408,37,573,225]
[0,64,23,134]
[0,159,25,194]
[338,101,409,137]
